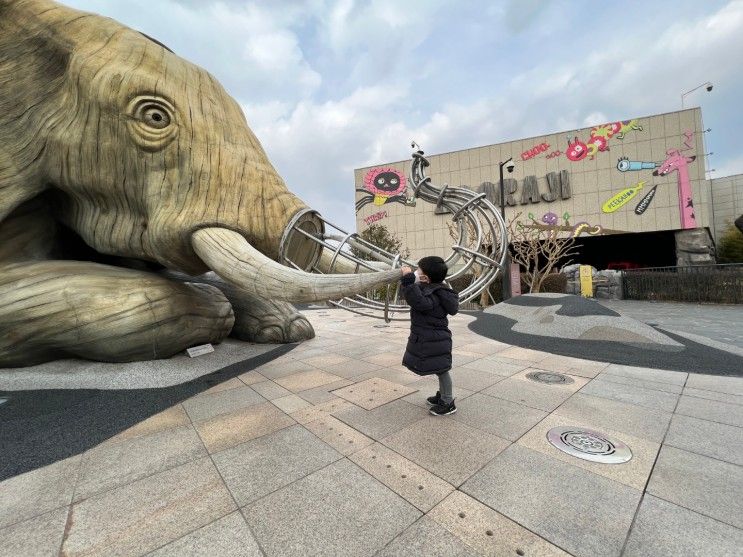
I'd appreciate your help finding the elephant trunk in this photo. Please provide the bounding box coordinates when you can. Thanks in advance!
[191,227,401,303]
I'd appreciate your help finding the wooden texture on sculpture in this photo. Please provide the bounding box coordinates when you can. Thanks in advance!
[0,0,399,366]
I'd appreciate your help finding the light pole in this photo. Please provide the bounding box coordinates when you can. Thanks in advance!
[499,157,515,300]
[681,81,712,109]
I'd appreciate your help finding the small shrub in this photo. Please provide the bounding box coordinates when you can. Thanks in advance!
[541,273,568,293]
[717,224,743,263]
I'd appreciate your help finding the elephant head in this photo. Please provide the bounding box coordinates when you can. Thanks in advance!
[0,0,399,303]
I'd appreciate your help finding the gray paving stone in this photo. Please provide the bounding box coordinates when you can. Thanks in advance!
[149,511,262,557]
[212,425,342,506]
[303,415,374,455]
[0,455,80,530]
[334,399,427,441]
[183,385,265,422]
[481,376,579,412]
[602,363,687,386]
[452,393,548,441]
[446,366,505,392]
[249,380,293,400]
[665,413,743,466]
[648,445,743,529]
[580,377,679,412]
[271,393,312,413]
[74,425,207,501]
[555,393,672,443]
[0,507,69,557]
[427,490,570,556]
[355,367,421,385]
[276,369,344,392]
[243,459,420,557]
[382,417,509,486]
[683,387,743,406]
[624,495,743,557]
[597,372,684,394]
[320,360,384,379]
[675,395,743,428]
[375,516,479,557]
[254,358,319,380]
[685,374,743,396]
[295,378,355,404]
[332,378,417,410]
[461,444,642,557]
[462,357,528,376]
[61,458,236,556]
[349,443,454,513]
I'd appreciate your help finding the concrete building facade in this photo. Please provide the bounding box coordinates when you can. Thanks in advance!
[355,108,728,269]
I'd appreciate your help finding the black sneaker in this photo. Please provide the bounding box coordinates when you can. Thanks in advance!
[426,391,441,406]
[429,400,456,416]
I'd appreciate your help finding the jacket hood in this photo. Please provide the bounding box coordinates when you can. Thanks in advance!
[429,284,459,316]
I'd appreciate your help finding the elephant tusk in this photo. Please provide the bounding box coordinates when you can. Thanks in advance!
[315,248,392,274]
[191,227,402,303]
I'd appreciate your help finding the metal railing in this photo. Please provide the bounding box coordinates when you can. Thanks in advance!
[622,264,743,304]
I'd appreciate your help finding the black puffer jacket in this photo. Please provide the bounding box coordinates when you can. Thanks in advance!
[400,272,459,376]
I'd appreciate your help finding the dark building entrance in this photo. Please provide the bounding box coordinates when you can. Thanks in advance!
[570,230,677,270]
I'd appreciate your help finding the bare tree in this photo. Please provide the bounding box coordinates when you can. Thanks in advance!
[508,212,579,293]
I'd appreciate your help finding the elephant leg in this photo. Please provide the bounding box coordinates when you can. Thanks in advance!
[0,261,234,367]
[164,271,315,343]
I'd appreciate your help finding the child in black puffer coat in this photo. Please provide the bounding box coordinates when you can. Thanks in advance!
[399,256,459,415]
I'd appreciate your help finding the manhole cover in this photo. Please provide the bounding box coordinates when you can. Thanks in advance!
[526,371,574,385]
[547,426,632,464]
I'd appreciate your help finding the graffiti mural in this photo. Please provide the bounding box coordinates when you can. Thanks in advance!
[521,142,550,161]
[602,181,647,213]
[566,119,643,162]
[356,167,409,211]
[652,130,697,229]
[363,210,388,226]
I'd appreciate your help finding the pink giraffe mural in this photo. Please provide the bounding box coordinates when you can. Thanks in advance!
[653,131,697,229]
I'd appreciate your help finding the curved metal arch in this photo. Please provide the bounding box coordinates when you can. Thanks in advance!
[279,144,509,318]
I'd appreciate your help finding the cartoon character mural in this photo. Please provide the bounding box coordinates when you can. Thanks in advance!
[356,167,409,211]
[525,211,623,237]
[565,119,643,162]
[617,157,659,172]
[653,131,697,229]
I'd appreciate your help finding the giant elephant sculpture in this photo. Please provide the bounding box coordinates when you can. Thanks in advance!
[0,0,400,367]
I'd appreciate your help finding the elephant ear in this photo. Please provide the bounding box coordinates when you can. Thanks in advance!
[0,1,73,222]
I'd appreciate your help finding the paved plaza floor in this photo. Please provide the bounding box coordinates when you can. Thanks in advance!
[1,308,742,556]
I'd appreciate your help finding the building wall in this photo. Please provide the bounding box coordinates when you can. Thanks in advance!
[711,173,743,241]
[355,108,711,263]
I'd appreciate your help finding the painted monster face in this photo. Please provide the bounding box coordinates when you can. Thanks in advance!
[363,167,406,197]
[374,172,401,193]
[565,137,588,161]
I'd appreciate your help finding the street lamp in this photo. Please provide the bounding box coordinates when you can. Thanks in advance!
[499,157,515,300]
[681,81,713,109]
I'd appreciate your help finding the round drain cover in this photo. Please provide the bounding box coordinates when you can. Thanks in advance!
[547,426,632,464]
[526,371,574,385]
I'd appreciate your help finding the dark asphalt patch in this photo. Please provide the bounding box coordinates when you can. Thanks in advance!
[503,294,621,317]
[468,312,743,377]
[0,344,295,482]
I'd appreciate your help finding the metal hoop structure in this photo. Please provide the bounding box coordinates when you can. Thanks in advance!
[278,145,508,320]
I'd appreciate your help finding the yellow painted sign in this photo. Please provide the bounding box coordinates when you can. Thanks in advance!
[602,181,645,213]
[579,265,593,297]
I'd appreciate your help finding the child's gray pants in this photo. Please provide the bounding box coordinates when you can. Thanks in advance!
[438,371,453,404]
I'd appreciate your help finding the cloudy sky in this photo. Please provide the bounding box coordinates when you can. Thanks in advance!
[64,0,743,232]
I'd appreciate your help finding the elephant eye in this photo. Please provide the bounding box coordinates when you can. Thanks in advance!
[142,106,170,129]
[126,96,178,151]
